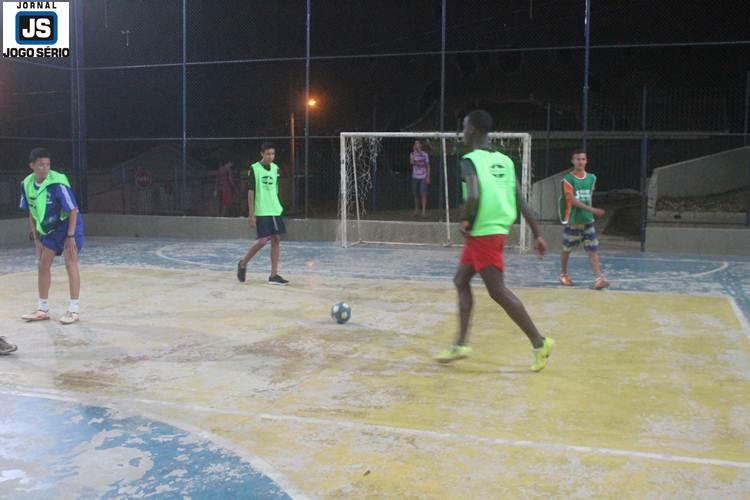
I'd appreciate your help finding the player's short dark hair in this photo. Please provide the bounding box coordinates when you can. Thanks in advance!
[466,110,494,134]
[571,149,587,157]
[29,148,50,163]
[260,142,275,152]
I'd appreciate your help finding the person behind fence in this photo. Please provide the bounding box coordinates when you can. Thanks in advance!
[436,110,555,372]
[558,149,609,290]
[20,147,84,325]
[410,140,430,217]
[214,160,236,217]
[237,142,289,286]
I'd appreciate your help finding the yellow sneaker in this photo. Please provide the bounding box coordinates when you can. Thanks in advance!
[436,345,472,364]
[531,337,555,372]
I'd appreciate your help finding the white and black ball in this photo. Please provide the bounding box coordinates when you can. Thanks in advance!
[330,302,352,324]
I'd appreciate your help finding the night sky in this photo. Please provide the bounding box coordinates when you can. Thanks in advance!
[1,0,748,138]
[0,0,748,195]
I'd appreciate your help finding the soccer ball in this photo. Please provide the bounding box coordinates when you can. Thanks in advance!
[330,302,352,324]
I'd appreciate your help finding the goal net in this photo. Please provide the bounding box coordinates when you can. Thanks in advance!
[337,132,533,252]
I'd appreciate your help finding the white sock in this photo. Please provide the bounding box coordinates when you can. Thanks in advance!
[68,299,80,314]
[38,299,49,312]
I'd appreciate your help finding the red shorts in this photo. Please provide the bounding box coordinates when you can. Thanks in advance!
[460,234,506,272]
[221,190,233,206]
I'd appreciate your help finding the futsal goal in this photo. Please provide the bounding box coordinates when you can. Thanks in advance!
[337,131,533,253]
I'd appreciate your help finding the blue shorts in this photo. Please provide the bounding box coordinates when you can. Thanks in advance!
[41,217,85,256]
[256,216,286,240]
[562,223,598,253]
[412,178,428,197]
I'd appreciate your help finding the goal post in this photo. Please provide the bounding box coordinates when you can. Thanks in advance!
[338,131,532,252]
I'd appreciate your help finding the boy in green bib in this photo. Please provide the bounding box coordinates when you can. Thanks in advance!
[237,142,289,286]
[19,148,84,324]
[436,110,555,372]
[558,150,609,290]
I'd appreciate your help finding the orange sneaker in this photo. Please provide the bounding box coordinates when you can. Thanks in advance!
[594,276,610,290]
[21,309,50,322]
[559,274,572,286]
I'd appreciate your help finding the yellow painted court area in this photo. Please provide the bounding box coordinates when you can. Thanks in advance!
[1,267,750,497]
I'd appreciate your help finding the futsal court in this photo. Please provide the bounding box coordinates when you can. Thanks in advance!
[1,237,749,498]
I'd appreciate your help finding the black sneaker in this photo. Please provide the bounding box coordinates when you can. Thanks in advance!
[0,337,18,355]
[268,274,289,286]
[237,261,246,283]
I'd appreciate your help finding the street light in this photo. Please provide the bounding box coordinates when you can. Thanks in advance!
[291,97,321,214]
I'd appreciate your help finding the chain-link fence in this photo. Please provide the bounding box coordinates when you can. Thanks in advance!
[1,0,748,235]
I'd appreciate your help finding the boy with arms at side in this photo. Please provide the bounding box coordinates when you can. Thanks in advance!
[237,143,289,286]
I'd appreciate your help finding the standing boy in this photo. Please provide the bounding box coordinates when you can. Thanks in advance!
[237,143,289,286]
[410,140,430,217]
[214,160,236,217]
[559,150,609,290]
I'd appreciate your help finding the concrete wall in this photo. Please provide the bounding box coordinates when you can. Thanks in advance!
[84,214,254,240]
[0,218,30,247]
[529,171,566,222]
[83,214,342,242]
[349,220,564,249]
[646,225,750,256]
[1,213,568,252]
[649,211,746,225]
[82,213,565,247]
[648,147,750,211]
